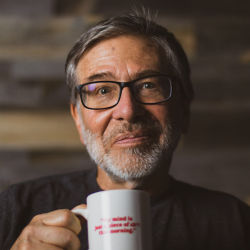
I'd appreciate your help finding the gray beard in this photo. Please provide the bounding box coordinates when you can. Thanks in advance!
[77,105,178,182]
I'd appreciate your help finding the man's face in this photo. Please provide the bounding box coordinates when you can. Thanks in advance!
[72,35,183,181]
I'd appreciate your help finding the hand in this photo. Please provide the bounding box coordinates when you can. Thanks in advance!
[11,204,86,250]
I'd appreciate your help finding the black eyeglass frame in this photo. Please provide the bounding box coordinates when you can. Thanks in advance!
[75,74,173,110]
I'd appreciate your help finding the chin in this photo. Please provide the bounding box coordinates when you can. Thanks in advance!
[100,147,162,181]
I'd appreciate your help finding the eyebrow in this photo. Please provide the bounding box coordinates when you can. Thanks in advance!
[86,72,115,82]
[132,70,162,79]
[85,69,163,83]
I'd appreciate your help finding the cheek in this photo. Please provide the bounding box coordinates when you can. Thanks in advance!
[146,105,170,129]
[82,109,113,136]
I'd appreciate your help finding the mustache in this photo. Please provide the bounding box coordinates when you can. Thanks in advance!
[102,120,162,146]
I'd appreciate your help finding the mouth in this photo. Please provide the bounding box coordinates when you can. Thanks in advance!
[113,132,149,147]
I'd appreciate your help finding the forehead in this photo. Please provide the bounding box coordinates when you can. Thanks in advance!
[76,35,164,82]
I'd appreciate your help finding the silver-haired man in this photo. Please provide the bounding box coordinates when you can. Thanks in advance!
[1,11,249,250]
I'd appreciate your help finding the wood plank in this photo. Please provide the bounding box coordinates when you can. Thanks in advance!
[0,0,54,16]
[0,16,98,60]
[0,110,82,150]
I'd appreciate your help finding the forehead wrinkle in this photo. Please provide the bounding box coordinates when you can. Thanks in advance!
[76,35,163,83]
[77,56,118,83]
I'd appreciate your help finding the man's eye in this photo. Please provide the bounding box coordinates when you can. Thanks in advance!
[142,82,156,89]
[98,87,109,95]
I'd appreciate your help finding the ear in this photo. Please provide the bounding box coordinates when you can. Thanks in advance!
[70,103,85,145]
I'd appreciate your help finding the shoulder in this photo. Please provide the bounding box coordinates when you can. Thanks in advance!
[2,168,88,191]
[172,178,246,203]
[0,168,99,211]
[151,179,250,248]
[0,168,99,249]
[170,178,250,219]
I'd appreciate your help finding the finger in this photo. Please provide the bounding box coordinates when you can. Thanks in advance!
[73,204,87,210]
[72,204,87,226]
[36,209,82,235]
[19,223,81,250]
[40,226,81,250]
[11,239,62,250]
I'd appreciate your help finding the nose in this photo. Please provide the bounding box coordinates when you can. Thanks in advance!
[112,87,143,121]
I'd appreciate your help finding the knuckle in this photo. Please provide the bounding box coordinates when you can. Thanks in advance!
[17,240,32,250]
[22,224,36,238]
[65,231,74,242]
[13,237,33,250]
[31,214,42,223]
[65,232,80,249]
[61,209,73,225]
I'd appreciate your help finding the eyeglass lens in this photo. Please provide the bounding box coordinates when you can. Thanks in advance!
[80,75,171,109]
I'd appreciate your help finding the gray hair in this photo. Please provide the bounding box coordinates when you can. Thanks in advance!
[65,10,194,106]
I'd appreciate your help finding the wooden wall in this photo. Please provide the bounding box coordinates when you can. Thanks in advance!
[0,0,249,203]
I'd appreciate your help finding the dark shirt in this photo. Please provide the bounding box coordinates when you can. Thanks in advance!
[0,168,249,250]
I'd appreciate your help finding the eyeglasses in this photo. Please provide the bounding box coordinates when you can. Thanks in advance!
[75,74,173,110]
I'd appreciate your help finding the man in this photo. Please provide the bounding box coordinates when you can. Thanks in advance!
[0,10,250,250]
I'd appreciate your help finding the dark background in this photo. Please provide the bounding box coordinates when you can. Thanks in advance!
[0,0,249,203]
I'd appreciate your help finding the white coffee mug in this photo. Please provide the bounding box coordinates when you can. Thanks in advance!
[72,189,152,250]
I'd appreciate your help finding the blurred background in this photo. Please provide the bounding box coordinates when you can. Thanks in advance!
[0,0,249,203]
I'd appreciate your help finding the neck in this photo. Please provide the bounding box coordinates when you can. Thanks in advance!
[96,156,172,197]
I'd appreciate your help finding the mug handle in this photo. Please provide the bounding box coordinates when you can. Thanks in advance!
[72,208,89,250]
[72,207,88,220]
